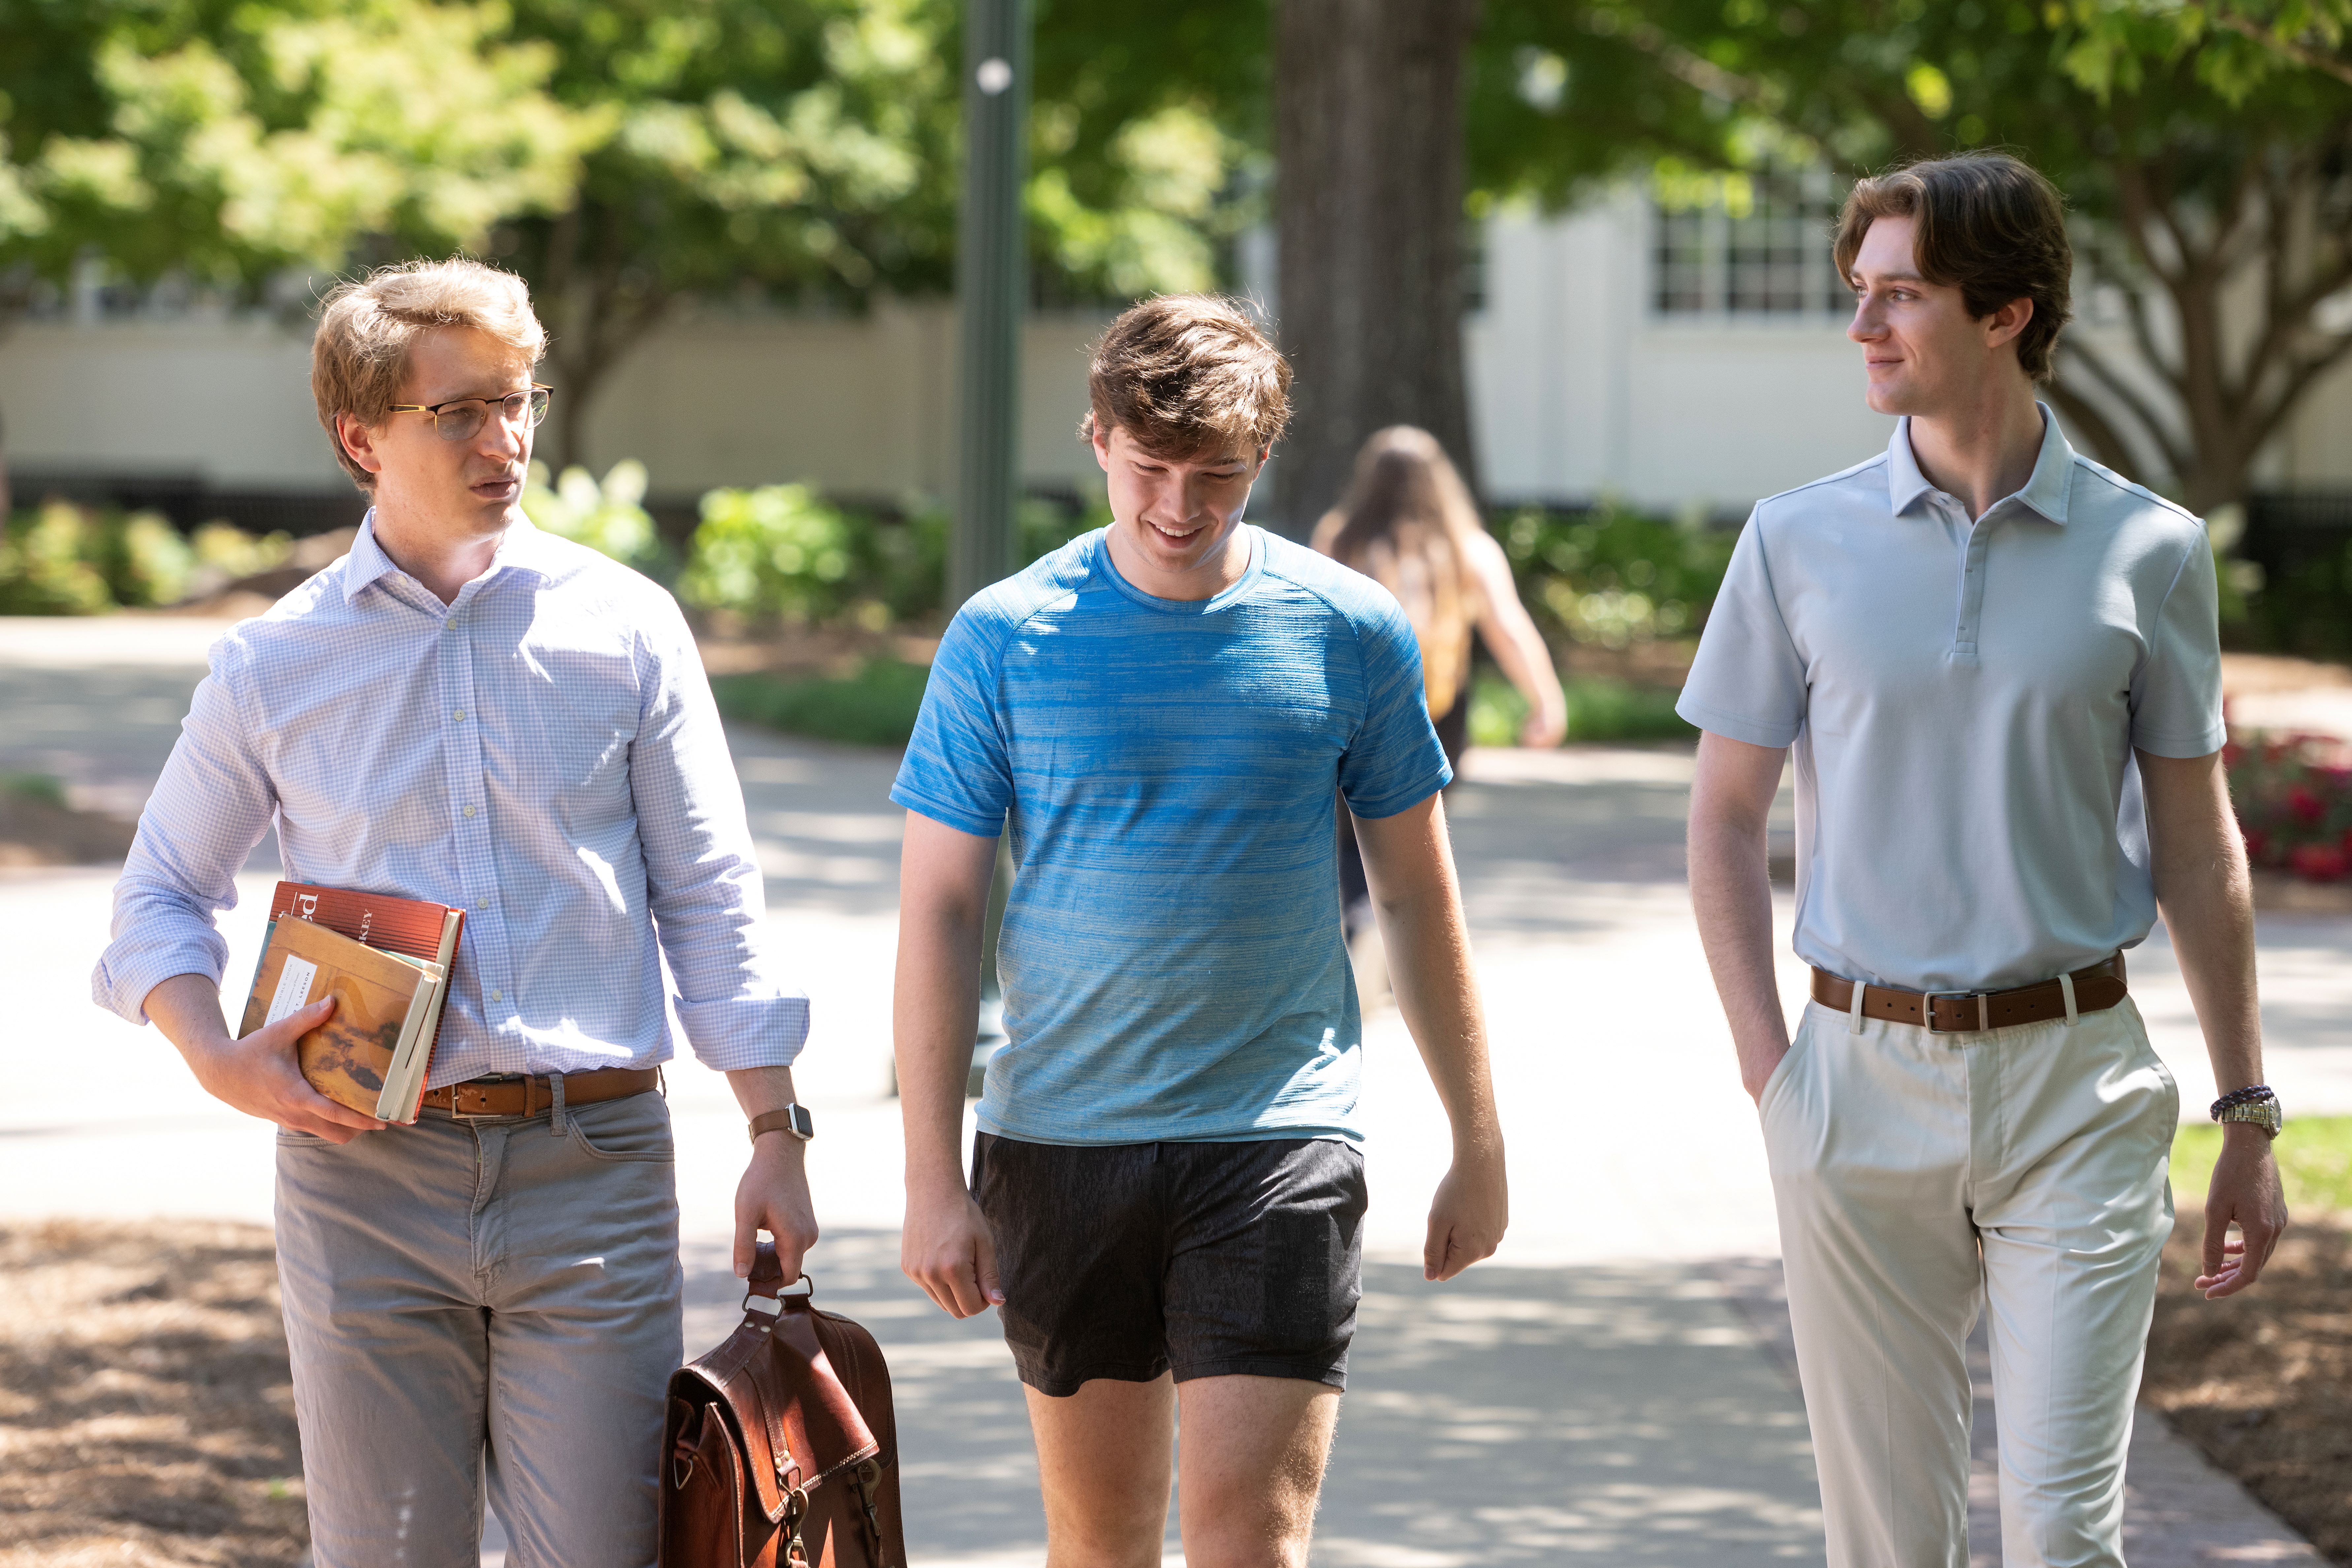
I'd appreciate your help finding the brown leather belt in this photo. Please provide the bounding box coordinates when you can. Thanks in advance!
[418,1067,660,1118]
[1810,953,2127,1034]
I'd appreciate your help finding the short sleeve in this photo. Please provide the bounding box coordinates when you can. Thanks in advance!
[891,600,1014,837]
[1676,511,1807,748]
[2129,534,2226,758]
[1336,600,1451,818]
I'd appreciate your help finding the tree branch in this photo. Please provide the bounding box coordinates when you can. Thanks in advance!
[2058,334,2193,480]
[2215,9,2352,86]
[2043,371,2151,480]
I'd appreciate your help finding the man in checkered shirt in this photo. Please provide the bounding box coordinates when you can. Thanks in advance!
[93,258,813,1567]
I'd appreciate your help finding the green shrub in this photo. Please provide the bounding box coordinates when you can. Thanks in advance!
[710,658,932,747]
[522,459,664,572]
[190,521,293,581]
[1498,503,1736,651]
[0,502,203,612]
[0,505,115,614]
[682,483,859,624]
[0,773,68,806]
[1468,672,1695,745]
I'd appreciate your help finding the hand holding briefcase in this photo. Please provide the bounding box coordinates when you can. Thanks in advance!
[659,1243,906,1568]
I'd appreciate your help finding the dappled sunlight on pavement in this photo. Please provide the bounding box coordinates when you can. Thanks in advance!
[3,620,2342,1564]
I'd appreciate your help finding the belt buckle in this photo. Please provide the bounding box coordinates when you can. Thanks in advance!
[1920,991,1988,1034]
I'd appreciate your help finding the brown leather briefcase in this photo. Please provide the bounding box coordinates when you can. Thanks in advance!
[658,1244,906,1568]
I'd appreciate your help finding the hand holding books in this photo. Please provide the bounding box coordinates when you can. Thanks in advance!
[139,975,390,1142]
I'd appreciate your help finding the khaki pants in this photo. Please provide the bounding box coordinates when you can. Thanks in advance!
[1759,997,2177,1568]
[273,1090,683,1568]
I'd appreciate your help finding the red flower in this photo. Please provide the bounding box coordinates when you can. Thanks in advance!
[2223,740,2247,767]
[2243,827,2269,860]
[2287,785,2326,824]
[2289,843,2348,882]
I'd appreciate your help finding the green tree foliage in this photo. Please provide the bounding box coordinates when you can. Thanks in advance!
[1469,0,2352,516]
[493,0,960,464]
[0,0,593,307]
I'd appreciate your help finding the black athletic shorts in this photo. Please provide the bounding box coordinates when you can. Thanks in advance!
[971,1132,1368,1397]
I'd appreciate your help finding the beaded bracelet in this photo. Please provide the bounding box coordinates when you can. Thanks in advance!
[2210,1084,2275,1119]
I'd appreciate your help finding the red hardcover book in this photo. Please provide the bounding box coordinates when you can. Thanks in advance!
[266,882,461,965]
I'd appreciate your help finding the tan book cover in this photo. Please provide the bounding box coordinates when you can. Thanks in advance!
[237,916,445,1123]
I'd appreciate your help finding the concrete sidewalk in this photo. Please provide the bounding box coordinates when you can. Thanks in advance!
[3,613,2341,1565]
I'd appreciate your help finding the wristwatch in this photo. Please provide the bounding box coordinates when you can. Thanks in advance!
[2211,1085,2282,1140]
[747,1103,815,1144]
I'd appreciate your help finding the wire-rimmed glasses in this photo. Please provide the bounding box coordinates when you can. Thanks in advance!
[385,384,553,443]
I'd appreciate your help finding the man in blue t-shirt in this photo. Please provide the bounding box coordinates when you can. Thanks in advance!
[892,294,1507,1563]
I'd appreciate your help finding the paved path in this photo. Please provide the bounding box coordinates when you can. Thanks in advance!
[3,614,2340,1566]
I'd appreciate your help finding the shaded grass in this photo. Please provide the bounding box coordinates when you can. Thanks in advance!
[711,657,931,748]
[1469,672,1695,746]
[2169,1114,2352,1216]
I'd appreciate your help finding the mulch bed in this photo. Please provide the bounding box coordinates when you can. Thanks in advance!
[2142,1212,2352,1565]
[0,1221,308,1567]
[0,793,136,868]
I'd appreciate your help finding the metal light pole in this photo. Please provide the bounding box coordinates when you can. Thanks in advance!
[949,0,1032,609]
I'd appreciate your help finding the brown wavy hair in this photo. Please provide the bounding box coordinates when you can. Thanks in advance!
[1311,427,1487,719]
[1833,152,2073,382]
[1081,294,1292,458]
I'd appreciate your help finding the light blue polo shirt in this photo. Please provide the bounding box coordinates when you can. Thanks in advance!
[1677,406,2226,992]
[891,525,1451,1146]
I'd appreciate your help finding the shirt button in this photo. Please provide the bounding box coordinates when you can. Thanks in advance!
[464,805,477,818]
[452,709,466,721]
[490,989,502,1002]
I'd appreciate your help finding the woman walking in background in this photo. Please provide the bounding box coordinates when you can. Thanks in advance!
[1314,425,1567,946]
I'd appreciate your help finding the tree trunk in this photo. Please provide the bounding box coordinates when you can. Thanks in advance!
[1273,0,1482,537]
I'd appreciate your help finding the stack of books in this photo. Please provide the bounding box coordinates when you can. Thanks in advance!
[238,883,465,1124]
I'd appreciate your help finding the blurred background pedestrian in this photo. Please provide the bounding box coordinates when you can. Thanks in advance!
[1314,425,1566,950]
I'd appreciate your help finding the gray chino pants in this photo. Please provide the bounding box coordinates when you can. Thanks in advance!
[274,1089,683,1568]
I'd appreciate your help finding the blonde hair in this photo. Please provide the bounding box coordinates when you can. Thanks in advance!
[1311,427,1488,718]
[311,258,547,491]
[1081,294,1292,458]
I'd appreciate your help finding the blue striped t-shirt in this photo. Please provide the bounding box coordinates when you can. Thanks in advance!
[890,525,1450,1146]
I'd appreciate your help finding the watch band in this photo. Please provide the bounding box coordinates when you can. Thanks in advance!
[2211,1086,2282,1140]
[748,1103,815,1144]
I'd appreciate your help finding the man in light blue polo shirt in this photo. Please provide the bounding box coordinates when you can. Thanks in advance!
[889,295,1508,1566]
[1683,154,2287,1568]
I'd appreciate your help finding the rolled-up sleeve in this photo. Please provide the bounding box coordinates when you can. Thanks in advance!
[1676,510,1809,748]
[93,634,279,1023]
[628,598,808,1071]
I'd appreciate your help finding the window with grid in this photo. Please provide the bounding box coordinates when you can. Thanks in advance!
[1653,171,1847,318]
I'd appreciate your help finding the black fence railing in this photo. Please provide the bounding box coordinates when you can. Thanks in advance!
[2241,491,2352,659]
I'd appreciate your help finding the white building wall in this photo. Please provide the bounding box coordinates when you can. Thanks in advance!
[3,194,2345,516]
[1469,193,1898,513]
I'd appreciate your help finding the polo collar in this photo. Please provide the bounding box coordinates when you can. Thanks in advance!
[340,508,558,605]
[1885,402,2075,525]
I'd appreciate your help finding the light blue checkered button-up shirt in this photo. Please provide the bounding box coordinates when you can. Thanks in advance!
[94,513,807,1083]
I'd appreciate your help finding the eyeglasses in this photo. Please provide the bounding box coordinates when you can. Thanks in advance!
[385,384,553,442]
